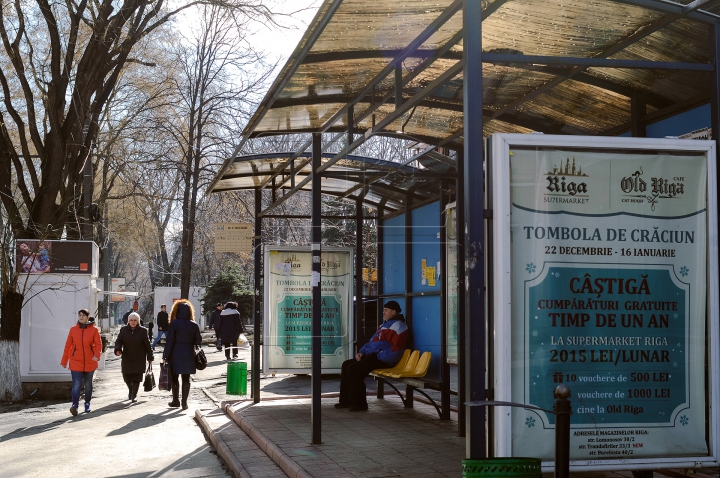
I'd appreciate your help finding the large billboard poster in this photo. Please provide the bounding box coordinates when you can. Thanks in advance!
[491,135,719,470]
[263,247,353,373]
[16,240,98,275]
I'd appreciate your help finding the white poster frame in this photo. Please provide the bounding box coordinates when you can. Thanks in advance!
[263,246,354,374]
[491,133,719,471]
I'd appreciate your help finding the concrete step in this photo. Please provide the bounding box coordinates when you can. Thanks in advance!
[196,406,287,478]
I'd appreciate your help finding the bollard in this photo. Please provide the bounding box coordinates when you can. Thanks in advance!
[553,384,572,478]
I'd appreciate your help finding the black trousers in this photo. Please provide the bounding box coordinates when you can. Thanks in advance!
[339,355,389,408]
[222,341,237,359]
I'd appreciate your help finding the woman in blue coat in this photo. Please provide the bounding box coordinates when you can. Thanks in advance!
[162,300,201,409]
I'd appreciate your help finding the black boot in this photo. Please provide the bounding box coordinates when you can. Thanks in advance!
[181,382,191,410]
[168,381,180,407]
[131,382,140,403]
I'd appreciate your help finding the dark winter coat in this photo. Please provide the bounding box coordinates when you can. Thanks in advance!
[216,308,244,344]
[156,311,169,331]
[209,308,221,329]
[162,317,201,374]
[114,324,154,374]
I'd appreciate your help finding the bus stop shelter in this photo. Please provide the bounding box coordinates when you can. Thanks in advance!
[209,0,720,470]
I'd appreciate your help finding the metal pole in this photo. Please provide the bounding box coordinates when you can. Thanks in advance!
[439,182,451,420]
[377,203,385,339]
[456,149,466,438]
[311,133,322,444]
[463,0,486,458]
[631,97,647,137]
[404,192,413,336]
[355,196,364,351]
[553,385,572,478]
[253,188,262,403]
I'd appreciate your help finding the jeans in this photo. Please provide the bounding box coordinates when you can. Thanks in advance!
[152,330,168,349]
[71,371,95,407]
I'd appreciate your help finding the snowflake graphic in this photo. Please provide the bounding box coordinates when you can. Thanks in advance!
[552,272,560,278]
[526,263,536,274]
[673,313,678,319]
[680,266,689,277]
[526,417,536,428]
[673,362,678,368]
[532,330,538,337]
[680,415,689,426]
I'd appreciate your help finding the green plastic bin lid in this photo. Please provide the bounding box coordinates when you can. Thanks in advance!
[461,457,542,477]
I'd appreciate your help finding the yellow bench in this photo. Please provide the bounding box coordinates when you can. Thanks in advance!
[370,350,443,417]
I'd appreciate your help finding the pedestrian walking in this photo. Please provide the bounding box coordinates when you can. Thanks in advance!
[162,300,201,410]
[122,300,140,325]
[60,309,102,416]
[152,304,169,350]
[209,303,222,349]
[216,302,244,360]
[114,312,154,402]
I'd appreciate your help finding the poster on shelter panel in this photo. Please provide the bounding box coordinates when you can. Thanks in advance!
[508,147,709,461]
[264,247,353,373]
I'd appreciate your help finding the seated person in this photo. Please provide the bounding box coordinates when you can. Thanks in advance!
[335,300,409,412]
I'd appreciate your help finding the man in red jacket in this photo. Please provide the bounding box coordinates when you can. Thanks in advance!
[335,301,409,412]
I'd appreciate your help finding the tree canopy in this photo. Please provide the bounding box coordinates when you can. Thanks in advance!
[201,264,253,318]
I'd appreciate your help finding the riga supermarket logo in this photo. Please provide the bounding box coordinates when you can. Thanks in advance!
[544,157,589,205]
[620,168,684,211]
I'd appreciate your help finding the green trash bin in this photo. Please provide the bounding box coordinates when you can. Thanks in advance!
[226,361,247,395]
[462,458,542,478]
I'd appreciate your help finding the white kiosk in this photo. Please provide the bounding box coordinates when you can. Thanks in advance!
[17,240,103,398]
[152,287,206,330]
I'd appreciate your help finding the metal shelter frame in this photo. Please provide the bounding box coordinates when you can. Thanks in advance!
[209,0,720,461]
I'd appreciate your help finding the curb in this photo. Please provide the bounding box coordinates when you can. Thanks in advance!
[195,409,251,478]
[225,404,312,478]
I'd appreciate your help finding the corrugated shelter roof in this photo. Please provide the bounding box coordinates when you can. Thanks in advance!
[210,0,720,212]
[239,0,719,146]
[214,152,455,213]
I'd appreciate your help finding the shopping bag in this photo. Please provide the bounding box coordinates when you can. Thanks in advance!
[158,362,170,391]
[143,363,156,392]
[195,346,207,371]
[237,334,250,349]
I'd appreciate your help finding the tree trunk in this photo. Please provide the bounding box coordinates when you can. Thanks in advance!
[0,291,24,402]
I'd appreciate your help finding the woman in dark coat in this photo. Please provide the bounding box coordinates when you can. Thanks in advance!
[215,302,244,360]
[114,312,154,402]
[162,299,201,409]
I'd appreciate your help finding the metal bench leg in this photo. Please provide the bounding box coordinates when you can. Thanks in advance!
[375,378,406,406]
[405,385,414,408]
[377,377,385,399]
[412,388,442,419]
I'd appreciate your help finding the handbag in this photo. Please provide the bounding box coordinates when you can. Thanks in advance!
[195,345,207,371]
[143,363,156,392]
[158,362,170,391]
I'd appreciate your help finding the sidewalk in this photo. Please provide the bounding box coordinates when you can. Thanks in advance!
[0,341,241,478]
[3,339,720,478]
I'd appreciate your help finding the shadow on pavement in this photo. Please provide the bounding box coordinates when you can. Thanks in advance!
[106,408,185,437]
[0,400,139,442]
[103,444,217,477]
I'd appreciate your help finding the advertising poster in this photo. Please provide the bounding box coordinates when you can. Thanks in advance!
[264,248,353,373]
[16,240,97,275]
[504,145,712,462]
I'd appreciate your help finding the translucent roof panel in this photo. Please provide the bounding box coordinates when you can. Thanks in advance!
[211,152,456,214]
[238,0,719,152]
